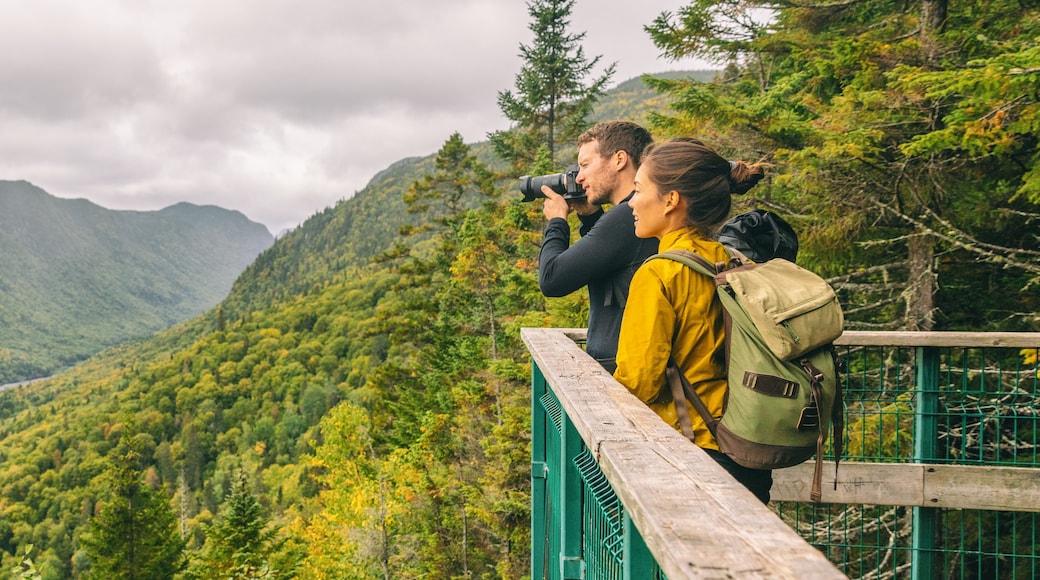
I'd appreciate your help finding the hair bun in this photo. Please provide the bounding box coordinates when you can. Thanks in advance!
[728,161,765,195]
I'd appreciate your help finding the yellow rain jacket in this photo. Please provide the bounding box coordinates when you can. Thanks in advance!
[613,228,730,450]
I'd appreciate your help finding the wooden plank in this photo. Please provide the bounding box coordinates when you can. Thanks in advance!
[521,327,845,579]
[772,462,1040,512]
[554,327,1040,349]
[771,462,924,506]
[599,439,846,579]
[926,464,1040,512]
[834,331,1040,348]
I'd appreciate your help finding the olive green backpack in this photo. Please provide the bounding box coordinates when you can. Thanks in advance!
[652,250,845,502]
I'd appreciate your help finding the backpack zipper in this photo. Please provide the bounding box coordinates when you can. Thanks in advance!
[782,320,801,344]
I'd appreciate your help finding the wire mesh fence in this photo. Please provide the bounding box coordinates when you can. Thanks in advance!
[531,333,1040,579]
[773,343,1040,579]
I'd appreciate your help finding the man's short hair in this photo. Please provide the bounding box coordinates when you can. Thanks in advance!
[578,121,653,167]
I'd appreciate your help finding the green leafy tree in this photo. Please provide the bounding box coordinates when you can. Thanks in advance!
[489,0,616,172]
[79,428,186,580]
[644,0,1040,332]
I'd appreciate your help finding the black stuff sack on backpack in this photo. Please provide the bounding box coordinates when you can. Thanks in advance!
[717,209,799,263]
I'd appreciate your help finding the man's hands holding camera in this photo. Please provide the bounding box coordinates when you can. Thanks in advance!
[542,185,599,220]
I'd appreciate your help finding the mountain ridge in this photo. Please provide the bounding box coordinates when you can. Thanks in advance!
[0,71,717,575]
[0,179,275,383]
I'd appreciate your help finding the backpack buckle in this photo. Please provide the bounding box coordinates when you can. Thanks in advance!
[800,359,824,384]
[797,406,820,430]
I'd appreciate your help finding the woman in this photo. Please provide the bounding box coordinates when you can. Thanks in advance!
[612,138,773,503]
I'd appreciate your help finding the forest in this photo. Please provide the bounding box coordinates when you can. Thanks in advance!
[0,0,1038,578]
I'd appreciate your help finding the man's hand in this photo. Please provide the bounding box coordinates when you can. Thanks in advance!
[543,185,599,220]
[541,186,570,221]
[567,197,599,216]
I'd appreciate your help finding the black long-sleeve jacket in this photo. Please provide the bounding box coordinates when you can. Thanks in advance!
[538,192,659,371]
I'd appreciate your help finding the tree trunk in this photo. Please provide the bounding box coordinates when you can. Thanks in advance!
[921,0,948,65]
[905,231,936,330]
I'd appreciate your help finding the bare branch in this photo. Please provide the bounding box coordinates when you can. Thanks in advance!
[921,204,1040,258]
[840,296,904,316]
[836,283,900,292]
[827,262,907,284]
[772,0,861,8]
[873,201,1040,275]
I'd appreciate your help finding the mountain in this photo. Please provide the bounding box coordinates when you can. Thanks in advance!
[222,70,719,317]
[0,180,274,384]
[0,72,715,576]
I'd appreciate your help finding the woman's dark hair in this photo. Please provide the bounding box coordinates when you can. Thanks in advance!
[640,139,767,237]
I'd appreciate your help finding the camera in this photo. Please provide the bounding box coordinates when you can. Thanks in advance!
[518,164,586,202]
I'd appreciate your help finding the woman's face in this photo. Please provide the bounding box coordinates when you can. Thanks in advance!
[630,164,673,239]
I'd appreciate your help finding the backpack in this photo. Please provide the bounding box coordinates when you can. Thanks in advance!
[652,249,845,503]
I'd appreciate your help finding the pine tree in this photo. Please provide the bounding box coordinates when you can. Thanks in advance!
[402,132,498,244]
[189,470,292,579]
[643,0,1040,331]
[79,428,186,580]
[489,0,615,172]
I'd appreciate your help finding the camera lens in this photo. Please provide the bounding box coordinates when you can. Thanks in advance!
[518,173,567,202]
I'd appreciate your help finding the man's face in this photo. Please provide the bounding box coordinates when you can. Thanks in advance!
[576,139,617,206]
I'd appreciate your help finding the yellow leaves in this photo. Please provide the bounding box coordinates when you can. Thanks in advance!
[1022,348,1038,375]
[257,327,282,340]
[296,411,426,576]
[514,257,538,271]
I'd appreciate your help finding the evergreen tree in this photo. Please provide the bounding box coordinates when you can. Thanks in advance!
[79,428,186,580]
[489,0,616,172]
[189,470,293,579]
[643,0,1040,331]
[402,132,499,245]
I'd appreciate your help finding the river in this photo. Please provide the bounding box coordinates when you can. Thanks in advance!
[0,376,52,392]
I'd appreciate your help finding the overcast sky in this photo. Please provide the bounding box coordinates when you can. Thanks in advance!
[0,1,710,235]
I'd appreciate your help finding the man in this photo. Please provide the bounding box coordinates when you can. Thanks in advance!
[538,120,658,373]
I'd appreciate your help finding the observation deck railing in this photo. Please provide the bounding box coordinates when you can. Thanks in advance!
[523,328,1040,579]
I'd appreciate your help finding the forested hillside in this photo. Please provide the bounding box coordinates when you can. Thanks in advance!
[0,71,706,578]
[0,181,273,385]
[1,0,1038,572]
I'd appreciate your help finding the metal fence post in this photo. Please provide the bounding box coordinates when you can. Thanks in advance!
[912,346,940,580]
[532,361,549,580]
[623,512,653,579]
[560,409,585,579]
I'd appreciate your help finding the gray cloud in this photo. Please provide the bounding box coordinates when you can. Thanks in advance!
[0,0,707,235]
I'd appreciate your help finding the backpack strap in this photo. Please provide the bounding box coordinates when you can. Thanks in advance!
[649,248,744,378]
[648,249,724,279]
[800,353,845,503]
[799,359,827,503]
[651,250,729,446]
[830,347,845,492]
[666,360,718,442]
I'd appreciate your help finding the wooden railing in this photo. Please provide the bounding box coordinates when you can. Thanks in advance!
[525,327,844,579]
[524,328,1040,580]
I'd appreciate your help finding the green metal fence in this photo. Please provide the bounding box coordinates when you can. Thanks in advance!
[530,333,1040,579]
[531,365,658,580]
[773,342,1040,579]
